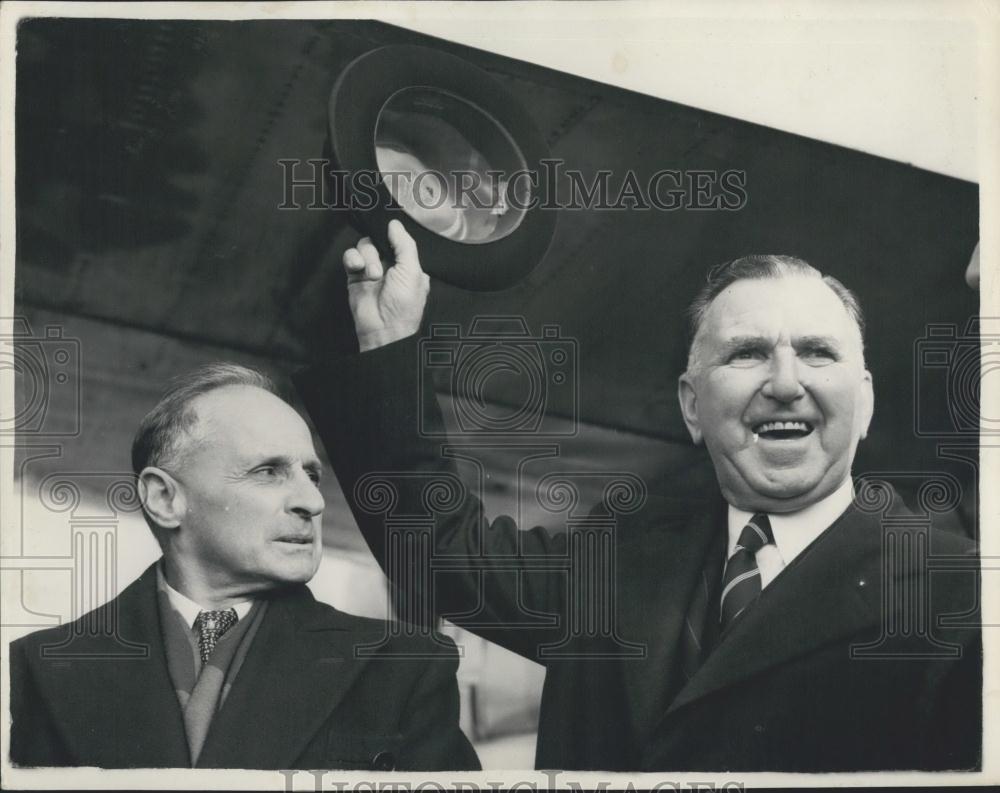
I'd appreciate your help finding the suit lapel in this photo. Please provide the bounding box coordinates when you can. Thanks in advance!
[619,496,726,740]
[34,562,191,767]
[196,586,373,769]
[664,502,884,717]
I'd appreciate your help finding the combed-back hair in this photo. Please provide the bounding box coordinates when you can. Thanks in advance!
[131,362,277,476]
[685,254,865,366]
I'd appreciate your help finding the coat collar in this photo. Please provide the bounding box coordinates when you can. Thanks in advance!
[28,562,191,767]
[617,495,726,741]
[195,582,374,768]
[662,495,889,718]
[31,562,375,769]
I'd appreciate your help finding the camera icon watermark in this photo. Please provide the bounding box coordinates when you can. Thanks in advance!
[419,316,578,437]
[914,317,999,438]
[0,317,82,437]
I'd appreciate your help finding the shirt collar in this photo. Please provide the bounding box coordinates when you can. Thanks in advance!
[156,562,254,629]
[727,477,855,565]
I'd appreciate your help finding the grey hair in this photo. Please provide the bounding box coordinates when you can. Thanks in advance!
[685,254,865,368]
[131,362,277,476]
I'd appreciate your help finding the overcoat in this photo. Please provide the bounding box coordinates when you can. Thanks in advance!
[296,337,981,772]
[10,563,480,770]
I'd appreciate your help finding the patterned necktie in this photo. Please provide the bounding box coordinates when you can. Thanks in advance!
[719,514,774,630]
[194,608,238,664]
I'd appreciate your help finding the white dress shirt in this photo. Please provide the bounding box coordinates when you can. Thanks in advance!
[727,477,854,591]
[156,564,254,629]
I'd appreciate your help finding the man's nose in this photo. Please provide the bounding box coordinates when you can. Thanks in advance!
[289,470,325,519]
[761,348,805,402]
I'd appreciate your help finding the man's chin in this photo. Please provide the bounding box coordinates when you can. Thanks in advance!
[268,561,320,586]
[290,565,320,584]
[723,475,832,514]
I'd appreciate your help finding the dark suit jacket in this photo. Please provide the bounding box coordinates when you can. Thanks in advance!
[9,562,480,770]
[296,336,981,772]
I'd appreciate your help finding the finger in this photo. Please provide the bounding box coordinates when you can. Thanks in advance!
[343,247,366,274]
[387,219,423,278]
[355,236,384,281]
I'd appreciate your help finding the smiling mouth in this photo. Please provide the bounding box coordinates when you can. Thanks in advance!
[752,420,814,440]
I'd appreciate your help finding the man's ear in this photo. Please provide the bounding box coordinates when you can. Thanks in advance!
[858,369,875,440]
[677,372,704,445]
[137,467,186,530]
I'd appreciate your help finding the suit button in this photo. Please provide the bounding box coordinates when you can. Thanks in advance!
[371,750,396,771]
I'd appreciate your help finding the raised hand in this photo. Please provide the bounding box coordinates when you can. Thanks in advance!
[343,220,431,352]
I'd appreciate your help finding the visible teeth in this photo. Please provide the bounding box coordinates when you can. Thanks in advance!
[755,420,811,433]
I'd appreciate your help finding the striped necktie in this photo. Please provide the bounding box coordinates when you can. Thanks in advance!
[194,608,238,664]
[719,514,774,630]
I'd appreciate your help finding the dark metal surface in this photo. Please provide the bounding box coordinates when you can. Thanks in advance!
[14,19,980,547]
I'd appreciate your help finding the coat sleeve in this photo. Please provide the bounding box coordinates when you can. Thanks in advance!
[295,336,571,662]
[9,637,71,767]
[395,638,481,771]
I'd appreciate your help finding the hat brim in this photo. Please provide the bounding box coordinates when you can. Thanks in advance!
[327,44,557,292]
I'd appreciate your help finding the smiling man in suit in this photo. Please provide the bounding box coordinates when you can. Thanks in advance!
[9,363,479,770]
[643,255,981,770]
[296,221,980,772]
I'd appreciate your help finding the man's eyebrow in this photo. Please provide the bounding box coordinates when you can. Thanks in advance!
[243,454,291,469]
[794,335,842,350]
[710,335,846,362]
[242,454,324,476]
[716,335,771,354]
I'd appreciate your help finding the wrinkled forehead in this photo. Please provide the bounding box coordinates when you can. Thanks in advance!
[187,386,318,461]
[699,275,863,348]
